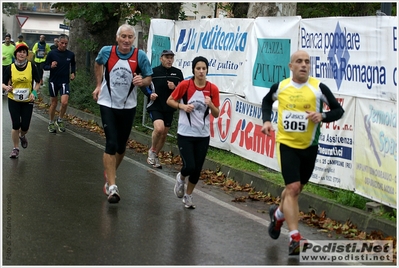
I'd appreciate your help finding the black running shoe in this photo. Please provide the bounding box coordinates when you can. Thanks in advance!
[268,204,284,239]
[288,233,306,256]
[19,135,28,148]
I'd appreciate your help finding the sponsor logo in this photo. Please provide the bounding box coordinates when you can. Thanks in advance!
[300,240,393,263]
[216,98,232,142]
[286,104,296,109]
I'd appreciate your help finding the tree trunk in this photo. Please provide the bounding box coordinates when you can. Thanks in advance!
[277,2,297,16]
[68,19,92,74]
[247,2,297,18]
[162,3,182,20]
[69,18,120,75]
[232,3,250,18]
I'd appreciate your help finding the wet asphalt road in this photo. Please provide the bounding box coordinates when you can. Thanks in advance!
[2,96,389,266]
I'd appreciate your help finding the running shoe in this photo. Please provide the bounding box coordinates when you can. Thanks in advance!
[182,194,195,209]
[153,156,162,169]
[48,122,56,133]
[55,120,66,132]
[268,204,285,239]
[103,171,109,196]
[9,148,19,159]
[147,149,156,165]
[108,185,120,204]
[19,135,28,149]
[288,233,307,256]
[174,172,185,198]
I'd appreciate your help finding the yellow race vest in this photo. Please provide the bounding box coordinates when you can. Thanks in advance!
[8,62,33,102]
[276,77,323,149]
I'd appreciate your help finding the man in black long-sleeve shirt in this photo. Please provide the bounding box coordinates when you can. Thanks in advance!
[43,34,76,133]
[141,50,184,168]
[261,50,344,255]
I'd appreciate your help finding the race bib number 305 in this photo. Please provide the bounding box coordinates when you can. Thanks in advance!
[282,110,308,132]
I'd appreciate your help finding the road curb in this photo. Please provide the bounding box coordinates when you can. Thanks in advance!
[42,98,397,238]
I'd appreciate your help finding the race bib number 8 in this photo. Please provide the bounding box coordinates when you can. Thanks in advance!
[282,110,308,132]
[12,88,30,102]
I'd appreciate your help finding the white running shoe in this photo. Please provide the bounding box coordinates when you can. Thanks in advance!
[174,172,185,198]
[108,185,120,204]
[147,149,156,165]
[153,156,162,169]
[103,170,109,196]
[9,148,19,159]
[182,194,195,209]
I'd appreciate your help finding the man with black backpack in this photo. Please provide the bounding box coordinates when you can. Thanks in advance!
[92,24,153,204]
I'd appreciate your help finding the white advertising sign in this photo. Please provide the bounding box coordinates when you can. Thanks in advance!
[311,94,355,190]
[300,16,397,101]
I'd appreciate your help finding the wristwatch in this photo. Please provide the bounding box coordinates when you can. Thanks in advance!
[321,112,327,119]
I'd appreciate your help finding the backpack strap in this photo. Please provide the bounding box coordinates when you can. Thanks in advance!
[126,48,139,99]
[105,46,140,98]
[107,46,139,73]
[182,80,191,125]
[202,82,211,123]
[107,46,118,71]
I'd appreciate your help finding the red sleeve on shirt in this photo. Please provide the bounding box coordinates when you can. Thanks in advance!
[209,83,220,107]
[171,79,190,100]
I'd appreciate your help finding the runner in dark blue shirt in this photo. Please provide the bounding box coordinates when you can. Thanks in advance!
[43,34,76,133]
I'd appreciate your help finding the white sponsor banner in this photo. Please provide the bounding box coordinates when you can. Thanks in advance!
[246,16,300,104]
[353,98,397,208]
[149,16,397,101]
[311,94,355,190]
[210,94,279,171]
[173,18,254,95]
[299,16,397,102]
[147,19,175,68]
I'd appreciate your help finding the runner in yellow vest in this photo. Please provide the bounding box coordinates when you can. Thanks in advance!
[32,35,51,85]
[15,34,29,49]
[2,43,41,158]
[261,50,345,255]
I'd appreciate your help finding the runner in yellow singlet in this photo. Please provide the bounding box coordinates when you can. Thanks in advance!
[2,44,40,159]
[261,50,344,255]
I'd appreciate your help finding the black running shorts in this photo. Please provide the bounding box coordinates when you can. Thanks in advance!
[277,143,318,185]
